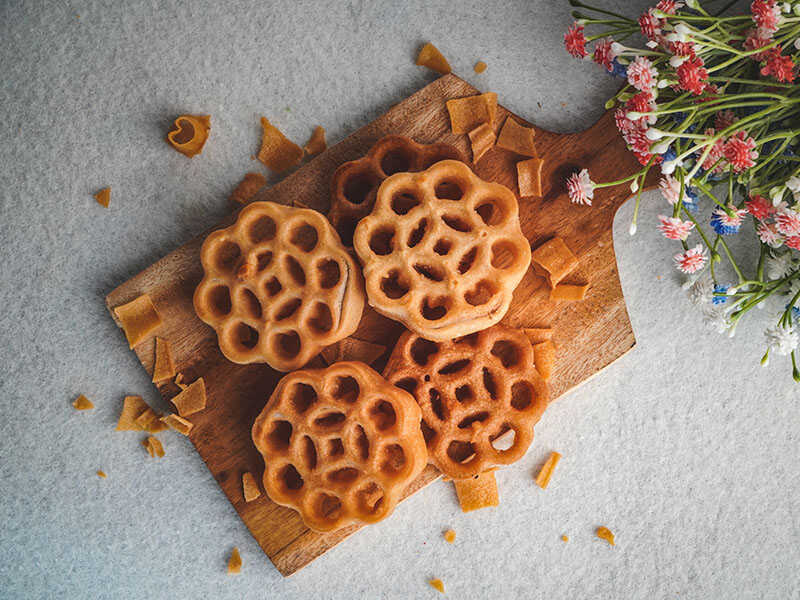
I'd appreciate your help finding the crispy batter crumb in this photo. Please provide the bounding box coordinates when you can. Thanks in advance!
[561,534,569,542]
[468,122,495,164]
[303,126,327,156]
[113,294,162,348]
[474,61,487,73]
[257,117,303,173]
[516,157,545,198]
[498,117,537,157]
[320,338,385,366]
[443,529,456,543]
[94,187,111,208]
[171,378,207,416]
[230,172,267,205]
[160,413,193,436]
[97,470,107,479]
[533,340,556,381]
[446,92,498,134]
[142,437,154,457]
[596,526,615,546]
[166,115,211,157]
[227,547,242,574]
[550,282,589,302]
[453,471,499,512]
[416,42,451,75]
[116,396,149,431]
[531,238,579,288]
[152,337,177,383]
[174,373,186,389]
[135,407,168,433]
[146,436,165,458]
[523,327,553,345]
[242,472,261,502]
[72,394,94,410]
[428,579,445,593]
[535,451,562,489]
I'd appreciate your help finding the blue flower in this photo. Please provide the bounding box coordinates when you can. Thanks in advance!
[712,284,729,304]
[662,147,677,162]
[683,186,700,213]
[710,206,745,235]
[608,58,627,79]
[788,305,800,323]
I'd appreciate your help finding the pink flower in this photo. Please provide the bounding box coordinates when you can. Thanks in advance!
[676,56,709,95]
[639,11,660,41]
[723,131,758,172]
[656,1,683,14]
[627,56,659,91]
[674,244,708,274]
[564,23,588,58]
[745,194,775,220]
[714,110,738,131]
[698,129,728,173]
[786,236,800,251]
[626,127,653,155]
[614,108,637,135]
[658,215,695,240]
[760,47,796,82]
[593,37,617,71]
[751,0,781,33]
[775,208,800,236]
[659,175,681,205]
[757,222,783,247]
[625,91,656,126]
[566,169,594,206]
[744,27,775,61]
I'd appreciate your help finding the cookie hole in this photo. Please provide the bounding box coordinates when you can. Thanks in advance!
[343,169,377,205]
[274,330,301,359]
[457,246,478,274]
[369,400,396,431]
[328,438,344,457]
[327,467,359,485]
[351,424,370,460]
[288,381,317,414]
[264,276,282,297]
[482,368,499,400]
[317,259,341,289]
[394,377,418,396]
[433,239,452,255]
[379,147,414,176]
[289,222,319,253]
[285,255,306,285]
[274,297,302,321]
[238,288,262,320]
[491,426,516,451]
[255,250,273,271]
[407,219,428,248]
[491,340,520,368]
[280,463,304,492]
[475,200,505,225]
[207,285,232,316]
[491,240,520,269]
[458,411,490,429]
[439,359,471,376]
[391,190,420,215]
[336,216,359,248]
[420,420,436,444]
[214,240,241,272]
[331,375,360,403]
[435,179,465,201]
[317,493,343,520]
[414,263,444,282]
[355,482,384,514]
[173,118,195,144]
[455,384,474,403]
[380,444,406,473]
[314,411,346,430]
[429,388,446,421]
[234,322,259,349]
[447,440,476,463]
[442,214,472,233]
[380,269,410,299]
[421,297,448,321]
[248,215,277,244]
[465,280,497,306]
[511,381,534,411]
[307,302,333,333]
[369,226,395,255]
[301,436,318,470]
[410,338,439,366]
[267,420,292,451]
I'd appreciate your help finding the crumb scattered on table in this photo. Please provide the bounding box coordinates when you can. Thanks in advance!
[535,451,562,489]
[443,529,456,543]
[474,60,487,73]
[94,187,110,208]
[416,42,451,75]
[428,578,445,593]
[72,394,94,410]
[96,470,107,479]
[227,547,242,574]
[596,526,615,546]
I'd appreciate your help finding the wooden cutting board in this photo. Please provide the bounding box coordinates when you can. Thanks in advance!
[106,74,656,576]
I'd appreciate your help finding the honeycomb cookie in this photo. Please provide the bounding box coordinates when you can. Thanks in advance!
[252,361,427,532]
[383,325,548,479]
[328,135,465,246]
[352,159,531,341]
[194,201,364,371]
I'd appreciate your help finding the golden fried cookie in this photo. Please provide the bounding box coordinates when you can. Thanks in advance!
[252,361,427,532]
[353,160,531,341]
[194,202,365,371]
[383,325,548,479]
[328,135,465,246]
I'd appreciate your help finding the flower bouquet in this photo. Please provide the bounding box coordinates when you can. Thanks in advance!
[563,0,800,380]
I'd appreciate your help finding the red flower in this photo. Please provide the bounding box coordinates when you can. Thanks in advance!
[743,27,774,61]
[760,47,796,82]
[699,128,728,173]
[723,131,758,172]
[676,56,709,95]
[564,23,588,58]
[625,91,656,126]
[786,236,800,251]
[668,41,696,57]
[714,110,738,131]
[634,150,663,166]
[593,38,616,71]
[614,108,636,135]
[656,1,682,14]
[745,194,775,220]
[751,0,781,33]
[639,11,660,41]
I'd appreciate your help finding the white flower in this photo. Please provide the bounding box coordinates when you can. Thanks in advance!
[687,275,714,305]
[765,251,795,280]
[702,305,729,334]
[659,175,681,205]
[764,324,798,356]
[661,160,678,175]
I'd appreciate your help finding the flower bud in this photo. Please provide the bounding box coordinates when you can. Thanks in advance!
[610,42,624,55]
[646,128,664,140]
[626,111,641,120]
[657,79,670,88]
[652,141,671,155]
[675,23,690,37]
[661,160,677,175]
[628,222,637,236]
[630,180,639,193]
[669,55,687,68]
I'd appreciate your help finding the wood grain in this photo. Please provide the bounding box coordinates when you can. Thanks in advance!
[105,74,657,576]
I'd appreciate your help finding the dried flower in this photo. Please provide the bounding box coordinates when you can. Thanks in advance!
[676,56,708,95]
[745,194,774,220]
[757,222,784,247]
[764,323,798,355]
[627,56,659,91]
[710,206,747,235]
[658,215,695,240]
[566,169,595,205]
[564,23,588,58]
[593,37,617,71]
[674,244,707,273]
[723,131,758,172]
[760,47,796,82]
[751,0,781,33]
[775,208,800,237]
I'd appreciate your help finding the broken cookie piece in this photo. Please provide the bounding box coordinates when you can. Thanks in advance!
[468,122,495,164]
[533,340,556,381]
[94,187,111,208]
[242,472,261,502]
[113,294,162,348]
[227,547,242,574]
[453,471,499,512]
[116,395,149,431]
[303,126,327,156]
[446,92,498,134]
[167,115,211,158]
[416,42,451,75]
[152,337,176,383]
[257,117,303,173]
[229,172,267,205]
[72,394,94,410]
[170,378,207,417]
[517,157,545,198]
[535,451,562,489]
[160,413,193,436]
[497,117,537,157]
[531,237,579,288]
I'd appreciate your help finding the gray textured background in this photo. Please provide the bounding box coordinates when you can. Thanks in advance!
[1,1,797,598]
